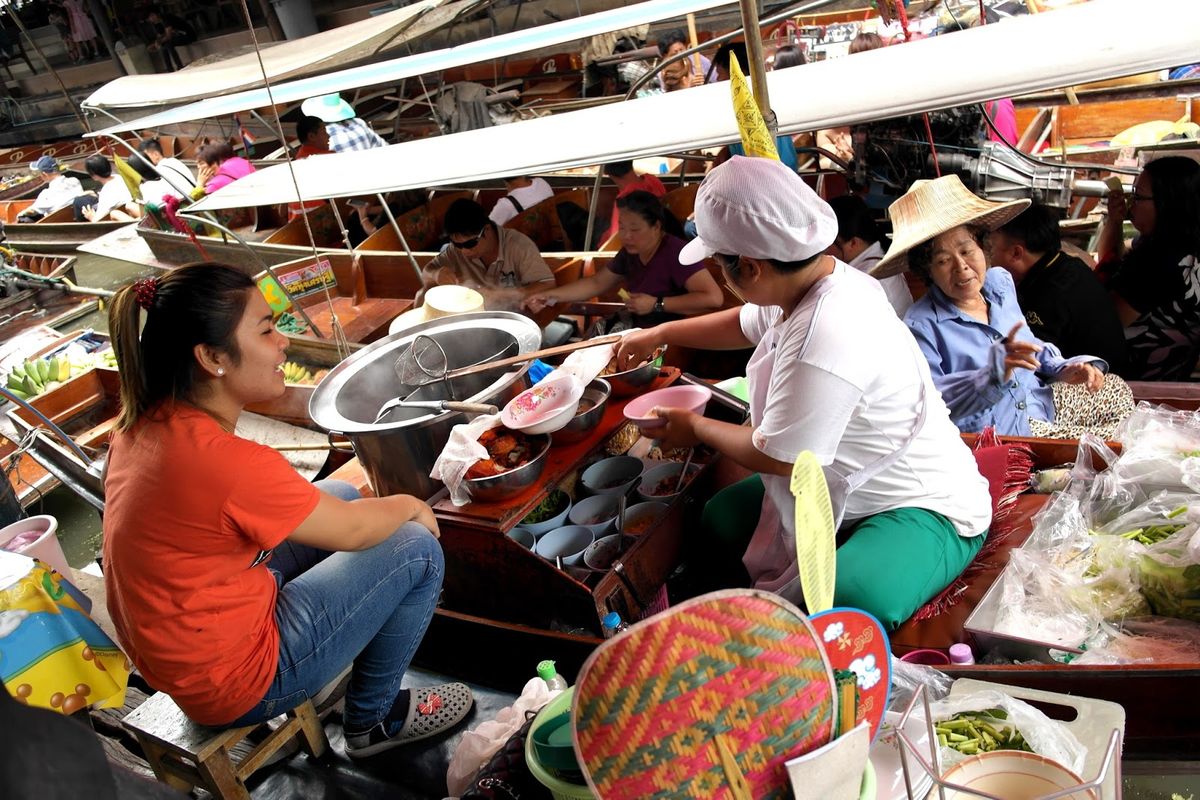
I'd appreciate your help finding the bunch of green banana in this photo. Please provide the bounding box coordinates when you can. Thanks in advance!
[281,361,315,385]
[5,356,72,401]
[99,349,118,369]
[276,312,309,336]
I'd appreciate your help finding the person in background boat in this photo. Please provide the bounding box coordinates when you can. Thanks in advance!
[1098,157,1200,381]
[826,194,912,316]
[47,2,79,64]
[709,40,748,82]
[349,190,428,245]
[884,176,1107,437]
[599,159,666,244]
[75,155,137,223]
[62,0,97,62]
[525,191,723,328]
[615,157,992,630]
[102,263,473,757]
[16,156,84,222]
[656,28,713,92]
[190,142,255,200]
[989,203,1128,374]
[288,115,333,220]
[489,175,555,226]
[137,137,196,196]
[817,36,884,174]
[129,152,182,208]
[301,93,388,153]
[146,8,196,72]
[419,198,554,304]
[771,44,806,70]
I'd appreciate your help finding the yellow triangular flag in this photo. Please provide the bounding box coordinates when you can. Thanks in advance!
[113,153,143,201]
[729,54,779,161]
[791,451,836,614]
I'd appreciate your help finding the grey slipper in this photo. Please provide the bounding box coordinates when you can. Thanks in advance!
[344,682,474,759]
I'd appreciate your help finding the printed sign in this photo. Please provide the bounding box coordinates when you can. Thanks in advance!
[257,258,336,313]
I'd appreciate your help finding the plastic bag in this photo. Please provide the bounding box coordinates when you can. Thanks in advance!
[1113,403,1200,494]
[1137,523,1200,622]
[927,690,1087,775]
[887,659,953,714]
[1073,616,1200,665]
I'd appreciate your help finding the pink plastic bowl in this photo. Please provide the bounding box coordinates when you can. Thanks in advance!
[623,385,712,434]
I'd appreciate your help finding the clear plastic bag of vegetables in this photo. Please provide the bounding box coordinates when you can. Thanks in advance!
[1113,403,1200,494]
[1073,617,1200,665]
[1137,522,1200,622]
[927,690,1087,774]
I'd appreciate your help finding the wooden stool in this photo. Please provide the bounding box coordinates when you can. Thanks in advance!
[122,692,328,800]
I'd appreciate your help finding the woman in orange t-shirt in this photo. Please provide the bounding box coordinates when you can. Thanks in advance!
[102,263,472,759]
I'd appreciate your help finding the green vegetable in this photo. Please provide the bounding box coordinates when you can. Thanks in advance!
[935,710,1032,757]
[275,312,309,336]
[522,490,567,524]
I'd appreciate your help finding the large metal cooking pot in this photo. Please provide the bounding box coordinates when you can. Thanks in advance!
[309,311,542,499]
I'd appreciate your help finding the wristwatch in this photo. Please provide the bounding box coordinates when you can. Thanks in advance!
[653,296,665,313]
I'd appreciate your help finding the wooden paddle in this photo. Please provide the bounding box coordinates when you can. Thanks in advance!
[438,334,623,381]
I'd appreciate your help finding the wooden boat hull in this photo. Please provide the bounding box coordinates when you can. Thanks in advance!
[0,253,99,340]
[0,201,127,254]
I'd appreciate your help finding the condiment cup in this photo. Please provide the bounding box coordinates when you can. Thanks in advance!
[620,501,669,538]
[898,649,951,666]
[568,494,622,537]
[506,526,536,550]
[518,490,572,537]
[583,534,622,572]
[580,455,643,497]
[637,462,701,503]
[534,525,595,567]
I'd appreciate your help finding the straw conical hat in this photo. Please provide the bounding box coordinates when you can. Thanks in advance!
[870,175,1030,279]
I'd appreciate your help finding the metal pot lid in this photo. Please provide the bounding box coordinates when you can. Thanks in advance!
[308,311,542,434]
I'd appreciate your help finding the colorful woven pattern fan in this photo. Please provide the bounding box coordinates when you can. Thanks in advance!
[573,590,836,799]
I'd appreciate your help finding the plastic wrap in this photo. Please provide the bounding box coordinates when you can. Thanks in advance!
[1113,403,1200,493]
[888,659,953,714]
[1073,617,1200,665]
[927,690,1087,775]
[1137,523,1200,622]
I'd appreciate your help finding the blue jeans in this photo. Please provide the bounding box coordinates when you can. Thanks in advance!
[227,480,444,732]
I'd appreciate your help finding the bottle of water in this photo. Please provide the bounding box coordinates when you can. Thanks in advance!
[601,612,629,638]
[537,659,568,692]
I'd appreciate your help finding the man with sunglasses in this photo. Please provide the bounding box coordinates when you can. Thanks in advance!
[419,198,554,303]
[615,156,990,631]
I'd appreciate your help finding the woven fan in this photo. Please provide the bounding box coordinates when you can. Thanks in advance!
[573,590,836,800]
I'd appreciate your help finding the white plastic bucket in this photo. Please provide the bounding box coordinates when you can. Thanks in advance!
[0,515,70,577]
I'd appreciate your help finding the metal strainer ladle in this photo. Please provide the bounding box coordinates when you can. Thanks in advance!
[395,334,452,387]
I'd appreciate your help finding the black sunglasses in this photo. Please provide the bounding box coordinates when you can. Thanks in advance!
[451,226,488,249]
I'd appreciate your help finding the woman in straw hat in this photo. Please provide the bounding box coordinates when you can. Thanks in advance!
[617,157,992,630]
[873,175,1108,438]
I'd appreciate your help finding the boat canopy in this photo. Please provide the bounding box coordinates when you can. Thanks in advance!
[188,0,1198,212]
[84,0,474,111]
[85,0,736,130]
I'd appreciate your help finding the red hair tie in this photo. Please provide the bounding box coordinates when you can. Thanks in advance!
[133,278,158,310]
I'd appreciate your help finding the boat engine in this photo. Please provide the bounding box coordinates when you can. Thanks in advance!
[935,141,1117,208]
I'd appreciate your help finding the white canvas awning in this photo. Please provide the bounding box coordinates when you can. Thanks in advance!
[85,0,737,133]
[189,0,1200,212]
[83,0,472,111]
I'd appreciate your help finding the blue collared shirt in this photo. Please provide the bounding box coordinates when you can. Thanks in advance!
[904,268,1106,436]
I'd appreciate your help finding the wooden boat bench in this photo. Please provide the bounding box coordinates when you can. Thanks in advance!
[122,692,328,800]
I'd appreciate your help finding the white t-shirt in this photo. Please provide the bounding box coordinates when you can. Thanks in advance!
[28,175,84,216]
[849,241,913,317]
[93,177,134,220]
[738,262,991,592]
[489,177,555,226]
[156,156,196,196]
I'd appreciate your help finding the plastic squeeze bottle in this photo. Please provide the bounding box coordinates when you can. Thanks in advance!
[537,660,568,692]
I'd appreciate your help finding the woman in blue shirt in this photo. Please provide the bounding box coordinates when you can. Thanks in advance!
[872,176,1106,436]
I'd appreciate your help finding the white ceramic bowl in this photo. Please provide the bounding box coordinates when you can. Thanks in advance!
[940,751,1096,800]
[506,527,536,550]
[534,525,595,567]
[620,501,669,537]
[517,490,572,537]
[583,534,622,572]
[569,494,621,536]
[580,455,644,497]
[637,462,701,503]
[502,373,584,434]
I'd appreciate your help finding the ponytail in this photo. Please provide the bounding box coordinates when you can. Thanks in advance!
[108,263,256,432]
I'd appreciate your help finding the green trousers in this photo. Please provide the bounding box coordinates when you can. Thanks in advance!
[699,475,985,630]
